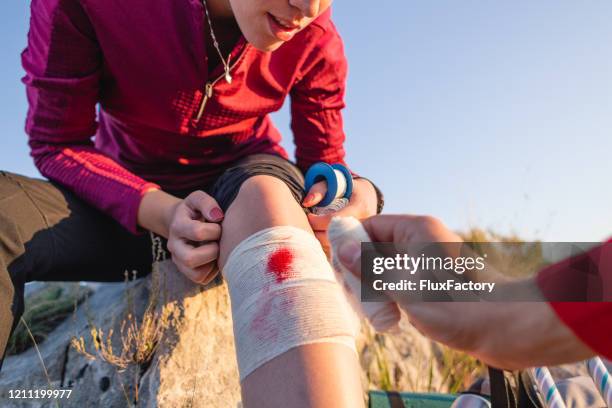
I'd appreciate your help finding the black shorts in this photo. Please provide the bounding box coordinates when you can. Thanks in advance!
[208,153,307,213]
[164,154,307,212]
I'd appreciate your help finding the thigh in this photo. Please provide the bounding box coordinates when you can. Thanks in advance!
[0,171,153,284]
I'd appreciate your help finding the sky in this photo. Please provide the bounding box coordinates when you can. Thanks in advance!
[1,1,611,242]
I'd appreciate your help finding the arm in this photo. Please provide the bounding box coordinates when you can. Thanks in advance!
[471,293,596,369]
[535,239,612,361]
[290,19,379,249]
[24,0,159,234]
[337,215,606,369]
[289,18,348,171]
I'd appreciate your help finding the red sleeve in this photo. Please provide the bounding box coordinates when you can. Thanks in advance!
[537,239,612,359]
[23,0,159,234]
[290,15,348,172]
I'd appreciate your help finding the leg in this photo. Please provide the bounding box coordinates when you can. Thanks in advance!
[217,173,364,407]
[0,171,153,369]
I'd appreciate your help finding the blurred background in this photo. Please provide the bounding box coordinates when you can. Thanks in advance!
[2,1,611,241]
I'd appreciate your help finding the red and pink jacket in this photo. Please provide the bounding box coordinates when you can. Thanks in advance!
[23,0,348,233]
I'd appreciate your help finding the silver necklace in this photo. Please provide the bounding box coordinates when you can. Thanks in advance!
[202,0,232,84]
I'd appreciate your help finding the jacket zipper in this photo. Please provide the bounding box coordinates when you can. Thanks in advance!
[195,82,214,122]
[193,46,248,123]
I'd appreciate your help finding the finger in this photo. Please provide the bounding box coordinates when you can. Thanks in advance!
[169,240,220,270]
[313,230,329,246]
[184,190,224,222]
[337,239,362,277]
[307,212,333,232]
[172,217,221,242]
[361,214,421,243]
[307,200,364,231]
[336,238,409,307]
[329,200,364,218]
[302,180,327,207]
[193,262,219,286]
[178,261,218,285]
[334,215,406,279]
[334,217,410,279]
[313,230,331,258]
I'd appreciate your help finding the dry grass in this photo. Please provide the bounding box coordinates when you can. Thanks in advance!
[70,265,175,403]
[71,271,168,369]
[362,321,485,393]
[70,236,174,404]
[369,332,394,391]
[20,317,61,408]
[460,227,547,278]
[438,346,485,393]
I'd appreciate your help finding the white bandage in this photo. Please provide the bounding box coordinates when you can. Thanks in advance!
[328,216,402,333]
[222,226,360,381]
[333,169,348,198]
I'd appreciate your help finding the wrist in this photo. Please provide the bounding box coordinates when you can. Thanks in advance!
[137,188,181,238]
[354,176,384,214]
[354,178,379,215]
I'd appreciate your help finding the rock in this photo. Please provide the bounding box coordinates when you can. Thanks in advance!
[0,260,241,408]
[0,281,146,407]
[137,261,240,408]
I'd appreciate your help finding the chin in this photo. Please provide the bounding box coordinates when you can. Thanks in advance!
[247,36,284,52]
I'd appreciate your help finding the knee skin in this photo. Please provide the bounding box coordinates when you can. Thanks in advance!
[218,175,311,269]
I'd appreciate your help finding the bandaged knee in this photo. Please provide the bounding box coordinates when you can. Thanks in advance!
[222,226,360,381]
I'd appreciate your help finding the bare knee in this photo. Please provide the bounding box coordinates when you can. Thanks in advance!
[218,175,310,269]
[234,175,299,211]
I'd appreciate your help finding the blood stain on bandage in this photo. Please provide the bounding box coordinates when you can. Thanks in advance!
[250,290,279,341]
[267,248,294,283]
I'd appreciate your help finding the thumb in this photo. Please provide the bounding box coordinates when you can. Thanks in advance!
[303,180,328,208]
[337,239,362,277]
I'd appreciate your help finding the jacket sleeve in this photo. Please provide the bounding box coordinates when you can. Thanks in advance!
[289,19,348,172]
[23,0,159,234]
[537,239,612,359]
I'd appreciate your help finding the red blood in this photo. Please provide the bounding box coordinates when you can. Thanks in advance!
[267,248,294,283]
[250,294,279,342]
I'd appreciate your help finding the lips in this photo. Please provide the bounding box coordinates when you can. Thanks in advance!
[266,13,301,42]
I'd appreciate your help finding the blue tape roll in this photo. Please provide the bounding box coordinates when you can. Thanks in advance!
[331,163,353,200]
[304,162,353,207]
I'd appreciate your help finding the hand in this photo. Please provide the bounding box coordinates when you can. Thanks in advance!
[335,215,594,369]
[165,191,224,285]
[304,178,378,253]
[335,215,483,352]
